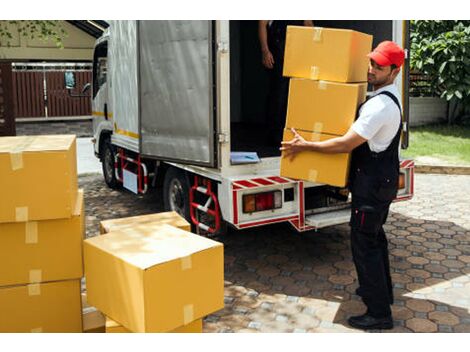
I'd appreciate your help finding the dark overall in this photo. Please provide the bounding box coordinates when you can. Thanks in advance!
[349,91,402,318]
[266,20,303,145]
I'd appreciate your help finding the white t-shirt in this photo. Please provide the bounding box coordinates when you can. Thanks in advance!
[351,84,402,153]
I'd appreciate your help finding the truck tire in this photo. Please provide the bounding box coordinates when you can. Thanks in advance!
[163,167,191,222]
[101,138,120,189]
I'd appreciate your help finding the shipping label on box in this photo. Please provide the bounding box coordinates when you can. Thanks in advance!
[0,189,84,287]
[0,279,82,333]
[283,26,373,83]
[280,129,351,187]
[0,135,78,223]
[84,224,224,332]
[285,79,367,136]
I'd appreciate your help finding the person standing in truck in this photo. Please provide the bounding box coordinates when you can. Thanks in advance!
[280,41,405,331]
[258,20,313,147]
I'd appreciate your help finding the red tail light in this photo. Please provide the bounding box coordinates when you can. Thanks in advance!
[243,191,282,213]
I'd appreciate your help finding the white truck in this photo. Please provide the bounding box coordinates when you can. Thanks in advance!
[88,20,414,235]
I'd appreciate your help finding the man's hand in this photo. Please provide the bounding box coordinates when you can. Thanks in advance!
[280,128,311,161]
[262,49,274,69]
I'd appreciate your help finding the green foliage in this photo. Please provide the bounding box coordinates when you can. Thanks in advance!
[410,20,470,123]
[0,20,67,48]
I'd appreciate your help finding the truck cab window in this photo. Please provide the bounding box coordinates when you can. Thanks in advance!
[92,42,108,99]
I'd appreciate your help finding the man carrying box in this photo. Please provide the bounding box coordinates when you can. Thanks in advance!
[281,41,405,330]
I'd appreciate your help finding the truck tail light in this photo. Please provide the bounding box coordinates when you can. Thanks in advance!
[243,191,282,213]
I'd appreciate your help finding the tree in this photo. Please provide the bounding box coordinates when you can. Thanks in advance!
[410,20,470,124]
[0,20,67,48]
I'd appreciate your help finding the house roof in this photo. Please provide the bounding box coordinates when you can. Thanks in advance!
[67,20,109,38]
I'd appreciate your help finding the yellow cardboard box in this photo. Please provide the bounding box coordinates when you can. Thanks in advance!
[0,190,84,287]
[82,292,105,333]
[280,129,351,187]
[285,79,367,136]
[105,316,203,333]
[0,279,82,332]
[0,135,78,223]
[84,224,224,332]
[100,211,190,234]
[283,26,373,82]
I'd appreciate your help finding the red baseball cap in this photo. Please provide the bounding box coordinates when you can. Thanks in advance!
[367,41,405,68]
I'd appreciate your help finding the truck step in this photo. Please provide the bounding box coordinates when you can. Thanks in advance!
[305,208,351,229]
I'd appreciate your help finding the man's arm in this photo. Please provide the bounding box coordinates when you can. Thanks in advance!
[258,20,274,69]
[280,128,367,160]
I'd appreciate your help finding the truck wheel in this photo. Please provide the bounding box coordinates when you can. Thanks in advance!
[101,138,120,189]
[163,167,191,222]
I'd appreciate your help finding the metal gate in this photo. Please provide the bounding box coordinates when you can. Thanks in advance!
[12,63,92,118]
[0,62,16,136]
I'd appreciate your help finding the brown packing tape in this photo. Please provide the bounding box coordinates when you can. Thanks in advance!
[183,304,194,325]
[29,269,42,283]
[310,66,320,80]
[312,27,323,42]
[16,207,29,222]
[308,169,318,182]
[25,222,39,244]
[10,152,24,170]
[181,256,192,271]
[317,81,328,90]
[30,327,43,333]
[312,122,323,134]
[28,284,41,296]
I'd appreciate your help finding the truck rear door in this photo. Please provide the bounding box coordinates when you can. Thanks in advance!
[138,20,217,167]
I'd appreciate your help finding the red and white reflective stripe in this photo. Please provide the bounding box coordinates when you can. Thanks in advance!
[298,181,305,229]
[267,176,291,184]
[233,189,239,225]
[400,159,415,168]
[238,215,298,229]
[232,176,293,190]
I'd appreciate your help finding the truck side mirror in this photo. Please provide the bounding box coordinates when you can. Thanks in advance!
[64,71,76,90]
[82,83,91,94]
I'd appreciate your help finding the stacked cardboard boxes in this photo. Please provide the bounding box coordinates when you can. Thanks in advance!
[84,221,224,333]
[280,26,372,187]
[0,135,84,332]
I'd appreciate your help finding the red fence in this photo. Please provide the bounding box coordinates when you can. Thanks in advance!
[12,63,92,118]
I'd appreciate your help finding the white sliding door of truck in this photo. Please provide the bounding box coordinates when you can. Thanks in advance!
[138,20,216,167]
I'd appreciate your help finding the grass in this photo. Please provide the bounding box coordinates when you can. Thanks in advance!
[401,124,470,165]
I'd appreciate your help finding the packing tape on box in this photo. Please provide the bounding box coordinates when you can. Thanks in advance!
[25,221,38,244]
[29,269,42,283]
[181,255,192,271]
[10,152,24,170]
[310,66,320,80]
[308,169,318,182]
[16,207,29,222]
[30,327,43,333]
[183,304,194,325]
[312,27,323,42]
[312,122,323,134]
[28,283,41,296]
[310,133,321,142]
[317,81,328,90]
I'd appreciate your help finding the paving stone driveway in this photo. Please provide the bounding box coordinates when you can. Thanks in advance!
[80,173,470,333]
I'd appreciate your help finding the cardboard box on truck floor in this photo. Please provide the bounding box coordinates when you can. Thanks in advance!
[84,224,224,333]
[0,279,82,333]
[105,316,203,333]
[285,79,367,136]
[100,211,190,234]
[283,26,372,83]
[280,129,351,187]
[0,190,84,287]
[0,135,78,224]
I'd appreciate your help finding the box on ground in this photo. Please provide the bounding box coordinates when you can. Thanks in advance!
[0,189,84,287]
[0,135,78,224]
[0,279,82,332]
[105,316,203,333]
[82,292,105,333]
[100,211,190,234]
[280,129,351,187]
[285,79,367,135]
[283,26,373,83]
[84,224,224,332]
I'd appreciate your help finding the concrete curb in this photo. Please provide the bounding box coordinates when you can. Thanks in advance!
[415,164,470,175]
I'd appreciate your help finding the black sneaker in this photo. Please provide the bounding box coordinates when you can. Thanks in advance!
[347,314,394,330]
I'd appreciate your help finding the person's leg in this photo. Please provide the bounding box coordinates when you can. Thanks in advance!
[378,225,394,305]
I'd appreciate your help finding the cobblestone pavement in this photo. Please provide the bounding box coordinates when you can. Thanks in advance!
[16,119,93,137]
[80,173,470,333]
